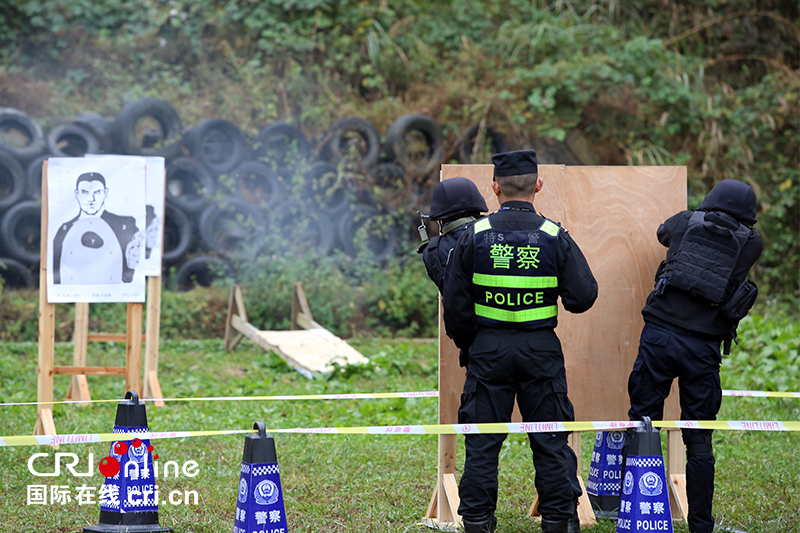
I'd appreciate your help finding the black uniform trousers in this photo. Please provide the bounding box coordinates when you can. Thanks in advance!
[627,322,722,533]
[457,329,581,522]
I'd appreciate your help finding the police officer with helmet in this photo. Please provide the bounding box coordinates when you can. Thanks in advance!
[419,176,488,293]
[626,179,763,533]
[443,150,598,533]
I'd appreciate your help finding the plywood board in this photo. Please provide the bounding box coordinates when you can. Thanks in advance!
[256,328,369,373]
[439,164,686,421]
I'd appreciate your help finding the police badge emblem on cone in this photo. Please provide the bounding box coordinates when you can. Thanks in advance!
[84,391,173,533]
[586,430,625,520]
[233,422,289,533]
[615,417,673,533]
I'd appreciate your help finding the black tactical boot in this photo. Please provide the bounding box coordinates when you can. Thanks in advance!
[463,515,496,533]
[540,518,569,533]
[567,515,582,533]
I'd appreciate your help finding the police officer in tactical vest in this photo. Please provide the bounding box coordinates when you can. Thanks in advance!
[419,177,488,294]
[626,179,763,533]
[443,150,598,533]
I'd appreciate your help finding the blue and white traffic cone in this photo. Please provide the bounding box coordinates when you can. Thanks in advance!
[84,390,172,533]
[615,417,673,533]
[586,430,625,520]
[233,422,289,533]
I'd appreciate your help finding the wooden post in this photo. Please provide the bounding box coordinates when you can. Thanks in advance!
[667,430,689,520]
[125,302,143,396]
[34,160,56,436]
[224,284,247,351]
[64,302,91,405]
[143,275,164,406]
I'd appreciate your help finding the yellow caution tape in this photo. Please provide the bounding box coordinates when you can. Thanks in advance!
[1,389,796,407]
[2,420,798,448]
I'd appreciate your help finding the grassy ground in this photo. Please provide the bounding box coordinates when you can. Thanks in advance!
[0,336,797,533]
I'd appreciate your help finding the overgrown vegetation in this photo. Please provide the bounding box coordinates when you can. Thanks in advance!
[0,0,797,299]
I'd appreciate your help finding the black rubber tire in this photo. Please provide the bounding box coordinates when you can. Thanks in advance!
[112,97,184,160]
[165,157,216,214]
[46,123,100,158]
[257,122,310,174]
[336,204,399,262]
[0,200,41,265]
[303,162,349,212]
[324,117,380,170]
[0,148,27,211]
[367,162,414,211]
[0,257,35,290]
[175,255,235,291]
[0,107,46,164]
[73,111,114,152]
[198,198,266,260]
[186,118,251,176]
[162,201,193,266]
[457,124,511,163]
[385,114,444,177]
[269,199,335,256]
[24,154,50,202]
[232,161,284,208]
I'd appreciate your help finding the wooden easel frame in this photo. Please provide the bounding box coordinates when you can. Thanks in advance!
[423,164,690,528]
[35,161,164,436]
[63,275,164,407]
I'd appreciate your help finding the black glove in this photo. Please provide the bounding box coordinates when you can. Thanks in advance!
[459,348,470,367]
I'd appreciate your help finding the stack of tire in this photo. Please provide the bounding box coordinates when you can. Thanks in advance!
[2,98,502,291]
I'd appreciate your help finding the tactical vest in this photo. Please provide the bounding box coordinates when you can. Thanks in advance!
[471,215,560,328]
[657,211,751,304]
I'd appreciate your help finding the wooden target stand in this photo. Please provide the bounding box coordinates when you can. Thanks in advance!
[421,164,690,529]
[34,162,165,437]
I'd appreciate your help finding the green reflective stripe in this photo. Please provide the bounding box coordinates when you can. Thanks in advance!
[474,218,492,234]
[539,219,560,237]
[473,273,558,289]
[475,304,558,322]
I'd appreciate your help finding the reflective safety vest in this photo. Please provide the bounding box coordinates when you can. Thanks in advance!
[657,211,751,304]
[471,215,560,328]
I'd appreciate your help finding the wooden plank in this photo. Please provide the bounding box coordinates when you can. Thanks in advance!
[36,160,56,436]
[442,472,462,526]
[256,329,369,373]
[667,430,687,520]
[145,370,164,407]
[669,474,689,522]
[126,303,143,395]
[143,276,164,405]
[438,164,686,422]
[224,285,246,352]
[87,333,146,343]
[55,366,127,376]
[576,475,597,527]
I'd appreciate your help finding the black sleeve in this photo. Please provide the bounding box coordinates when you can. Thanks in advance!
[557,231,598,314]
[442,230,477,350]
[656,212,685,248]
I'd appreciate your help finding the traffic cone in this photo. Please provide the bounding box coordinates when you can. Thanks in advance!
[233,422,289,533]
[84,391,172,533]
[615,417,673,533]
[586,430,625,519]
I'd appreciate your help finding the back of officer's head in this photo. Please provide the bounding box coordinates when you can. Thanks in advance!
[698,179,757,226]
[430,177,488,221]
[491,150,538,196]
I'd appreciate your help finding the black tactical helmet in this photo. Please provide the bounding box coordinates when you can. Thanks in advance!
[429,177,488,221]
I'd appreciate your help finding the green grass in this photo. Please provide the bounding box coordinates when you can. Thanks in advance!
[0,331,797,533]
